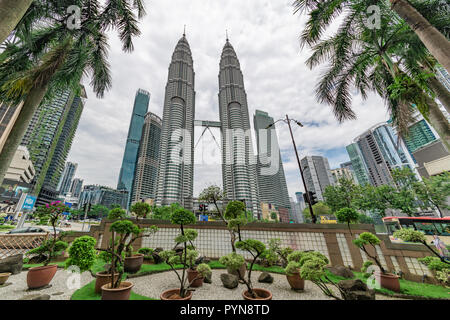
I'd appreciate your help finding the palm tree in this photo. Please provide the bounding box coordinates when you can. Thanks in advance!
[294,0,450,72]
[295,0,450,148]
[0,0,146,187]
[0,0,33,44]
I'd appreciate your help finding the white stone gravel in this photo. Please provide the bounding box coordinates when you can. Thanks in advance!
[0,268,94,300]
[131,269,402,300]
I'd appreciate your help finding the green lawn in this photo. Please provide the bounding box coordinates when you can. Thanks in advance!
[0,225,15,232]
[71,280,155,300]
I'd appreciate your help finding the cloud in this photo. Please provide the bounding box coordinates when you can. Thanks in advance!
[67,0,390,199]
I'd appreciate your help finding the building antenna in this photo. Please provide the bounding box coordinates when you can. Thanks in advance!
[226,29,229,42]
[183,25,186,37]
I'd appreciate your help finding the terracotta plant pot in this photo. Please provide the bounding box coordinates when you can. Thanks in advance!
[242,288,272,300]
[187,268,204,288]
[101,281,134,300]
[160,288,193,300]
[95,272,120,294]
[0,273,11,285]
[124,254,144,274]
[27,264,58,289]
[376,272,400,292]
[227,263,247,280]
[286,272,305,290]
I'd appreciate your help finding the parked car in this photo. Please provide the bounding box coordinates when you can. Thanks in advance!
[7,227,49,234]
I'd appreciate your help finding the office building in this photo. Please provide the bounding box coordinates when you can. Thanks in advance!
[300,156,334,201]
[57,162,78,196]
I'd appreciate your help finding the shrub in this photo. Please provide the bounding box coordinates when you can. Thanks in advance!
[287,251,304,263]
[130,202,151,220]
[335,207,360,234]
[138,247,154,257]
[353,232,385,274]
[170,208,196,226]
[107,208,126,220]
[361,261,374,278]
[196,263,212,279]
[65,236,97,273]
[219,252,245,271]
[393,229,426,243]
[285,261,301,276]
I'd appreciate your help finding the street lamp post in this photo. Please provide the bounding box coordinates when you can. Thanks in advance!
[267,114,317,223]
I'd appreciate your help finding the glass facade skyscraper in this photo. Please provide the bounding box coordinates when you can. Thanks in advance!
[117,89,150,208]
[403,119,437,157]
[253,110,290,215]
[57,162,78,195]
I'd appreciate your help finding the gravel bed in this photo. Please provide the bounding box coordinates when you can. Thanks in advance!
[0,269,94,300]
[131,269,403,300]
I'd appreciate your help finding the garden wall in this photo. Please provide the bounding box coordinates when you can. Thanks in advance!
[89,219,436,284]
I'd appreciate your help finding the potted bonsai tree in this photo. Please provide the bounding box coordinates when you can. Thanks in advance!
[353,232,400,292]
[98,220,140,300]
[65,236,97,273]
[284,251,305,290]
[123,224,158,273]
[160,207,205,300]
[228,239,271,300]
[26,201,69,289]
[298,251,347,300]
[137,247,155,264]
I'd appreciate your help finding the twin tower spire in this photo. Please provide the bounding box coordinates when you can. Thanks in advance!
[155,33,261,218]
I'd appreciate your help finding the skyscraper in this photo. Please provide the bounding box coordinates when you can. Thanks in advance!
[156,34,195,210]
[348,123,414,187]
[300,156,334,201]
[253,110,290,214]
[132,112,162,203]
[70,178,84,198]
[403,119,437,157]
[346,143,371,185]
[219,38,260,218]
[117,89,150,207]
[57,162,78,195]
[330,167,357,185]
[0,102,23,153]
[38,89,86,205]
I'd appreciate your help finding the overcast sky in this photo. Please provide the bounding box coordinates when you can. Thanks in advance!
[68,0,390,200]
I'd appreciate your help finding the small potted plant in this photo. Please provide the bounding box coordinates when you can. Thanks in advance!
[231,239,271,300]
[65,236,97,273]
[137,247,155,264]
[160,208,205,300]
[98,220,139,300]
[353,232,400,292]
[123,224,158,273]
[94,251,119,294]
[284,251,305,290]
[26,201,69,289]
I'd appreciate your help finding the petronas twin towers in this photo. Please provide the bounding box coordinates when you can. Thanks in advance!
[156,34,260,217]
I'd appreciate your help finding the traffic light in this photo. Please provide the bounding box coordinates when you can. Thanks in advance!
[308,191,318,206]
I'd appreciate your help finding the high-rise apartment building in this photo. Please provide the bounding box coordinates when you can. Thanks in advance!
[0,102,24,153]
[300,156,334,201]
[253,110,290,214]
[70,178,84,198]
[156,34,195,210]
[57,162,78,196]
[295,191,306,212]
[20,87,85,205]
[117,89,150,207]
[347,123,414,187]
[403,119,437,157]
[131,112,162,204]
[5,146,35,183]
[219,39,260,217]
[331,167,357,185]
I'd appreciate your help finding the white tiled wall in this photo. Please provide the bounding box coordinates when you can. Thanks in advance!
[336,233,354,268]
[140,227,330,260]
[404,257,432,276]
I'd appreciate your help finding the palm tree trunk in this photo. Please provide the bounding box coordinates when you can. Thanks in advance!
[427,75,450,114]
[423,94,450,151]
[0,85,47,186]
[390,0,450,73]
[0,0,33,43]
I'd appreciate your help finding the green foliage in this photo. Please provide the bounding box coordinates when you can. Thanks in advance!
[26,239,68,263]
[199,185,224,204]
[323,178,359,213]
[89,205,109,219]
[361,260,374,278]
[335,207,360,225]
[358,213,375,224]
[130,202,152,219]
[414,172,450,215]
[236,239,266,256]
[137,247,154,257]
[219,252,246,270]
[227,217,247,231]
[393,228,426,243]
[65,236,97,273]
[109,220,141,235]
[298,251,330,281]
[186,249,199,269]
[418,256,449,272]
[302,202,331,221]
[108,208,126,220]
[353,232,381,248]
[170,208,196,226]
[285,261,301,276]
[196,263,212,278]
[225,201,246,220]
[287,251,304,263]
